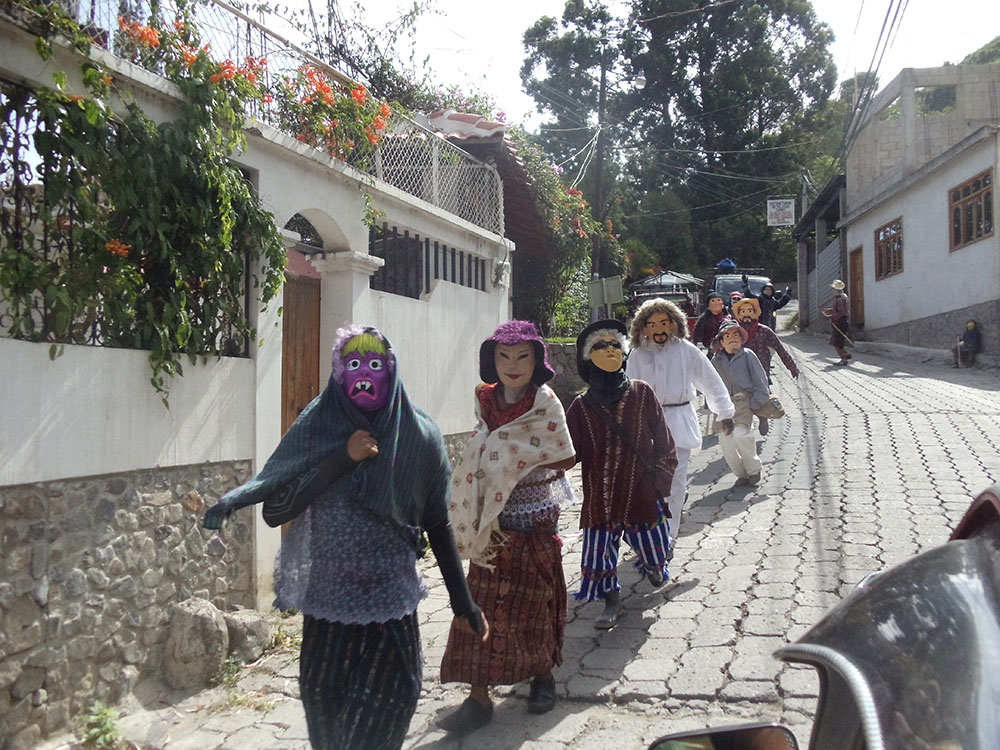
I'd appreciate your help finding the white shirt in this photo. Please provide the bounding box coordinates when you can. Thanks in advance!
[625,337,735,451]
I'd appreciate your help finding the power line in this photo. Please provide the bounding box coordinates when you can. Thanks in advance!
[637,0,739,24]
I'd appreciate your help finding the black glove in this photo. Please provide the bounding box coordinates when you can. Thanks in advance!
[203,495,239,530]
[741,273,748,283]
[425,520,483,634]
[784,286,791,295]
[720,418,735,435]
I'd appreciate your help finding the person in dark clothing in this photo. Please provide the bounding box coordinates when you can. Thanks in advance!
[692,292,732,353]
[202,325,484,750]
[821,280,852,365]
[952,320,982,367]
[565,319,678,629]
[741,276,792,331]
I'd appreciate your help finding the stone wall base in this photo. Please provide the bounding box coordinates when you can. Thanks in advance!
[0,461,254,748]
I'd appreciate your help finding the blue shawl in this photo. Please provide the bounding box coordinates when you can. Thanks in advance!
[218,336,450,550]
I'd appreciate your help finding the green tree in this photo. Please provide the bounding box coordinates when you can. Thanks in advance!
[962,34,1000,64]
[521,0,640,279]
[620,0,837,277]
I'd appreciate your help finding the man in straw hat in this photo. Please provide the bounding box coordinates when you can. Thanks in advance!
[822,280,852,366]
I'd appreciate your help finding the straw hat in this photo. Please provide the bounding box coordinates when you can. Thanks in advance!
[731,297,761,321]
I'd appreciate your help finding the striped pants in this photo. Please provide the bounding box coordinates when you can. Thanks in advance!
[299,613,421,750]
[575,506,672,602]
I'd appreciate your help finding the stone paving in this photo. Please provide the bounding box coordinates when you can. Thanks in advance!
[39,329,1000,750]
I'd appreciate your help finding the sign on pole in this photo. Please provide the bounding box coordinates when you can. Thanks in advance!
[767,198,796,227]
[588,275,624,308]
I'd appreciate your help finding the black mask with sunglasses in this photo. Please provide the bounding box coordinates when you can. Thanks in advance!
[590,340,622,351]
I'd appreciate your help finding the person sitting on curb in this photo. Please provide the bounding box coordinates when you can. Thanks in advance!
[711,321,770,487]
[952,320,982,368]
[565,319,678,630]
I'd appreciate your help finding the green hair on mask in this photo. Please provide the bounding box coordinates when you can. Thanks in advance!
[342,332,388,358]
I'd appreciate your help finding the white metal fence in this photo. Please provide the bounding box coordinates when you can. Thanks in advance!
[64,0,504,234]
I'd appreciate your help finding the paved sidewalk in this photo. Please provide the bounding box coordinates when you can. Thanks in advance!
[40,330,1000,750]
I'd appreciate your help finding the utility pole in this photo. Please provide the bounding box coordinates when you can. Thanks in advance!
[590,38,608,322]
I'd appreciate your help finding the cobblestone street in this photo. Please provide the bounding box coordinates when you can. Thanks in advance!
[40,330,1000,750]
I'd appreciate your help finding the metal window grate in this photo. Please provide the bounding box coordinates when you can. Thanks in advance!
[0,80,252,353]
[369,224,489,299]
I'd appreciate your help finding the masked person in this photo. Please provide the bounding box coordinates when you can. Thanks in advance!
[566,320,678,629]
[711,321,770,486]
[740,276,791,332]
[202,325,483,750]
[732,297,799,435]
[439,321,577,733]
[626,299,735,550]
[692,291,732,353]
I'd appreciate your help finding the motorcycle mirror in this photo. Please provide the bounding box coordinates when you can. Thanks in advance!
[648,723,798,750]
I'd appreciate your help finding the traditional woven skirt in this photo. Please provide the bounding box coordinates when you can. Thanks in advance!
[440,530,566,686]
[299,612,421,750]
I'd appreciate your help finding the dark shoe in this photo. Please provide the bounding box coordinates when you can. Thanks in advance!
[734,475,750,486]
[746,472,761,485]
[844,352,853,359]
[437,697,493,734]
[527,676,556,714]
[952,363,960,368]
[646,569,666,588]
[594,590,621,629]
[836,359,848,366]
[758,418,769,436]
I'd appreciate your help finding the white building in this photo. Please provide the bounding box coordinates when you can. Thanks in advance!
[796,64,999,353]
[0,3,545,741]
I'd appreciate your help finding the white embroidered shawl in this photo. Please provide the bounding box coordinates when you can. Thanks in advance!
[449,384,575,566]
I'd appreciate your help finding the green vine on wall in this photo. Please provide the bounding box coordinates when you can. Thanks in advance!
[1,0,395,403]
[0,0,291,402]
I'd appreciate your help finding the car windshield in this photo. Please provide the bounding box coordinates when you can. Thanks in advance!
[716,275,770,297]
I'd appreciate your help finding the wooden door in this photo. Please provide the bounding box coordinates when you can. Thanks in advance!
[849,247,864,326]
[281,272,321,436]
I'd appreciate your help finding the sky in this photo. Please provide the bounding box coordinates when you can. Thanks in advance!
[354,0,1000,127]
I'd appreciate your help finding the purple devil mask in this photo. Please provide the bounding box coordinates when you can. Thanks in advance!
[339,332,391,412]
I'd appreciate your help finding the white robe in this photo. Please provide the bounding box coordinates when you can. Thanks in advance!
[625,337,735,452]
[626,337,736,543]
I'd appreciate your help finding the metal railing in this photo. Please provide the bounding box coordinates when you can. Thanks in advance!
[61,0,504,234]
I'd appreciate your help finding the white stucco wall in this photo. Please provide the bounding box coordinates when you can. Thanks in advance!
[2,13,510,607]
[0,337,257,486]
[845,137,999,331]
[355,281,511,436]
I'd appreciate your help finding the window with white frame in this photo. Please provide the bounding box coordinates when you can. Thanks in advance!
[875,217,903,280]
[949,169,993,251]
